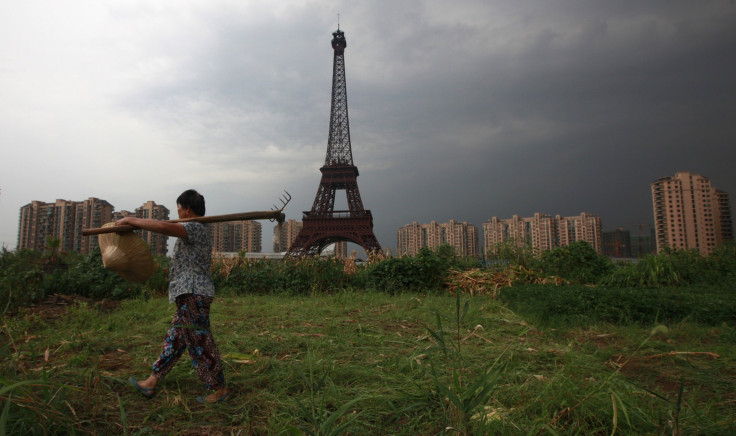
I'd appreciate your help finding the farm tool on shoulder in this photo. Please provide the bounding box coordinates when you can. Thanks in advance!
[82,191,291,283]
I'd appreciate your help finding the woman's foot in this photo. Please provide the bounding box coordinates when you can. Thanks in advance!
[129,377,156,399]
[197,387,229,404]
[136,375,158,391]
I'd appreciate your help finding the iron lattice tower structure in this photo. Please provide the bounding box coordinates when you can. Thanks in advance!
[287,29,382,256]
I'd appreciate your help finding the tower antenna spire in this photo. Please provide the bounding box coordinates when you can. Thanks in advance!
[337,12,340,30]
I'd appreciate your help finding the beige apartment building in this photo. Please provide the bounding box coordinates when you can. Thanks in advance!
[651,172,733,255]
[18,198,114,254]
[397,220,479,257]
[112,201,170,256]
[273,219,303,252]
[211,220,262,254]
[716,190,734,241]
[483,212,603,257]
[136,201,169,256]
[332,241,348,257]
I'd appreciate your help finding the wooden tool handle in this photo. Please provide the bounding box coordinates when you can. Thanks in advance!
[82,210,285,236]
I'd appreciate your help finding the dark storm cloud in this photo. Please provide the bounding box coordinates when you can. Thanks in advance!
[331,1,736,251]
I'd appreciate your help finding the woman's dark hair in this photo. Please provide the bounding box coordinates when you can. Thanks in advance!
[177,189,206,216]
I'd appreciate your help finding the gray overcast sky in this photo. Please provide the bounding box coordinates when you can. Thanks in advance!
[2,1,735,254]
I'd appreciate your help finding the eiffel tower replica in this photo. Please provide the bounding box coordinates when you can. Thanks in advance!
[287,28,382,257]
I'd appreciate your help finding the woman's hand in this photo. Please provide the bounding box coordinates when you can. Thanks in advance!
[116,217,133,227]
[115,217,146,230]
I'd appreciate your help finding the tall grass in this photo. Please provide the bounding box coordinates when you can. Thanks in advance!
[3,292,734,434]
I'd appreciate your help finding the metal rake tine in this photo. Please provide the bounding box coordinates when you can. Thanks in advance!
[279,190,292,210]
[270,191,292,212]
[269,190,291,222]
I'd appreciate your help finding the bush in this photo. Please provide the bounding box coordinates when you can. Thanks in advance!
[216,246,470,296]
[536,241,613,284]
[144,255,170,295]
[485,239,536,269]
[600,244,736,288]
[218,256,350,295]
[365,247,455,293]
[47,247,143,299]
[1,249,45,314]
[2,246,146,313]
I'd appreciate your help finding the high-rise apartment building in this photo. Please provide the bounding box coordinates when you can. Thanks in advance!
[716,190,734,242]
[20,199,170,256]
[18,198,114,254]
[333,241,348,257]
[77,198,116,254]
[602,228,632,258]
[135,201,170,256]
[483,213,557,255]
[273,219,303,252]
[557,213,603,252]
[211,221,262,254]
[111,204,169,256]
[397,220,479,257]
[651,172,733,255]
[483,212,603,257]
[631,226,657,258]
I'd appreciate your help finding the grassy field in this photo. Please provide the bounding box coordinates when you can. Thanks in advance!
[2,290,735,435]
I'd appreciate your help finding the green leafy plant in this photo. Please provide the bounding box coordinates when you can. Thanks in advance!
[366,247,455,293]
[286,359,364,436]
[425,294,507,434]
[485,238,537,269]
[537,241,613,284]
[0,249,44,314]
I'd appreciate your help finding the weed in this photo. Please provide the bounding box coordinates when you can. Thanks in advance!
[425,294,508,434]
[286,357,365,435]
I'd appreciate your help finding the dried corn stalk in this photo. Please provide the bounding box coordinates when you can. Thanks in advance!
[445,267,568,297]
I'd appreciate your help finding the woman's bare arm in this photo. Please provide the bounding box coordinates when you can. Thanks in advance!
[115,217,188,239]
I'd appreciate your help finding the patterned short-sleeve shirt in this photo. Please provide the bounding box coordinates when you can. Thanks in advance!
[168,222,215,303]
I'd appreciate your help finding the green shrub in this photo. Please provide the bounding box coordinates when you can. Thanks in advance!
[711,242,736,279]
[365,248,452,293]
[145,255,170,295]
[601,245,736,288]
[223,258,279,294]
[1,249,45,314]
[485,238,536,269]
[53,247,143,299]
[536,241,613,284]
[220,257,350,295]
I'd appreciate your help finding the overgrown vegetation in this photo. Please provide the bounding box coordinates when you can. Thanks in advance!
[1,241,735,434]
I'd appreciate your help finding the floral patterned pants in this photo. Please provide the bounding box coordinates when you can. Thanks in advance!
[151,293,226,390]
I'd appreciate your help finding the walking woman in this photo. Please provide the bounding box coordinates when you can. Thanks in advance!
[120,189,229,404]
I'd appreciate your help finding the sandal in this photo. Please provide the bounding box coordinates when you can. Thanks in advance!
[129,377,155,399]
[196,391,230,404]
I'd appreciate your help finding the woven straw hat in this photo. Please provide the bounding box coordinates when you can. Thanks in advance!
[98,223,154,283]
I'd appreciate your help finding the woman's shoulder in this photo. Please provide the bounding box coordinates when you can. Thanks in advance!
[182,221,206,230]
[181,221,209,239]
